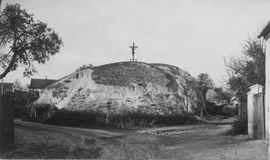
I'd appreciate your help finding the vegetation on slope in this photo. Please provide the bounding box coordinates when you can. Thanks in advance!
[32,61,202,119]
[45,109,198,129]
[92,62,169,86]
[91,61,198,95]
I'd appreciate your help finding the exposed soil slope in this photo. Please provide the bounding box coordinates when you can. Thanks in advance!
[36,61,200,114]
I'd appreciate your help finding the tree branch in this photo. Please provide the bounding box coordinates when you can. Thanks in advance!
[0,4,62,79]
[0,52,18,79]
[0,49,12,62]
[0,19,19,79]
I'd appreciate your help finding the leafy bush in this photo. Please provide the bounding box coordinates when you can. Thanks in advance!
[46,109,107,127]
[14,91,40,118]
[222,105,235,117]
[45,109,198,129]
[206,102,223,115]
[27,103,58,122]
[64,79,71,83]
[51,83,68,100]
[227,116,247,135]
[206,101,235,117]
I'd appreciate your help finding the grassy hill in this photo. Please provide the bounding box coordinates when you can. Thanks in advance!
[92,62,168,86]
[91,61,195,92]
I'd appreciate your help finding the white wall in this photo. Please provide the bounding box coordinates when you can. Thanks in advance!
[247,84,264,139]
[265,38,270,140]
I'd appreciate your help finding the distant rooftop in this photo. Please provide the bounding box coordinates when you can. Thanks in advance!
[29,78,57,89]
[0,83,13,92]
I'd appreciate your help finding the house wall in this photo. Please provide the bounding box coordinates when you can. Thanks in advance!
[265,38,270,140]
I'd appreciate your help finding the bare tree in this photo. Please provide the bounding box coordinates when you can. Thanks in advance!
[225,39,265,102]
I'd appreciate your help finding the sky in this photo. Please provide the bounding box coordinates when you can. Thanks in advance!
[2,0,270,86]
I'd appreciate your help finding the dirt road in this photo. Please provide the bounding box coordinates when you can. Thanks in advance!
[1,120,267,159]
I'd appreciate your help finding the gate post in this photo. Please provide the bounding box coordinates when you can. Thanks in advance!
[247,84,265,139]
[0,95,14,152]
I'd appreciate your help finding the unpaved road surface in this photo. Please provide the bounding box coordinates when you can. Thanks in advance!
[1,120,267,159]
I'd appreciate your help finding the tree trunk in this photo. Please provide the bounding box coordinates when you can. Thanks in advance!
[197,89,208,117]
[106,109,109,125]
[106,104,111,125]
[34,107,36,119]
[200,105,203,117]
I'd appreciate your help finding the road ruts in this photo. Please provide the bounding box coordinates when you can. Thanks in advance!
[221,142,239,160]
[100,132,161,160]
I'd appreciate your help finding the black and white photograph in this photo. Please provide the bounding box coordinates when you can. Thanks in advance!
[0,0,269,159]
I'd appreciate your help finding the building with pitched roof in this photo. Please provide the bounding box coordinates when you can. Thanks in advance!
[29,78,57,91]
[0,83,14,95]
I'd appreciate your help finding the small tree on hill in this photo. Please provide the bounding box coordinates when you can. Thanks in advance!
[76,64,93,71]
[0,4,62,79]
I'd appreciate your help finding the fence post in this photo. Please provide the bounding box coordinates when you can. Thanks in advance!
[0,95,14,152]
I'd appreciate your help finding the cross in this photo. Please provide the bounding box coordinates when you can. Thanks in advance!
[129,42,138,62]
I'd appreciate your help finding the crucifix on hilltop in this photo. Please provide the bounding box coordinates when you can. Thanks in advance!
[129,42,138,62]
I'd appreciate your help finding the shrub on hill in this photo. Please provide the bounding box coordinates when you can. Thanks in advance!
[45,109,198,129]
[26,103,58,122]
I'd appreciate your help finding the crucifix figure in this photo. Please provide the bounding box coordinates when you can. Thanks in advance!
[129,42,138,62]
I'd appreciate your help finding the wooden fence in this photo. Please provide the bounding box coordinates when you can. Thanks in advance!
[238,102,247,120]
[0,95,14,152]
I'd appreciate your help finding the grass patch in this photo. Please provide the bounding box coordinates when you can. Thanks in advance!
[1,143,100,159]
